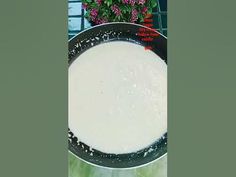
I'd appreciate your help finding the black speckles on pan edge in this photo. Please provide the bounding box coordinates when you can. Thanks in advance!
[68,22,167,169]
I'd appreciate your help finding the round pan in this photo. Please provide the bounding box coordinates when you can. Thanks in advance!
[68,22,167,169]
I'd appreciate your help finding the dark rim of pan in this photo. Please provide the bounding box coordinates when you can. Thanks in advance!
[68,22,167,169]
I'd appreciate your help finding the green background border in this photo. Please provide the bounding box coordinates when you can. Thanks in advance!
[168,0,236,176]
[0,1,68,177]
[1,0,236,177]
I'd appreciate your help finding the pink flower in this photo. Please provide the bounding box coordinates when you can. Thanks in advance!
[122,0,129,4]
[142,7,148,14]
[95,18,108,24]
[82,3,88,9]
[90,8,98,21]
[96,0,102,5]
[111,5,121,16]
[138,0,145,5]
[129,0,136,6]
[90,8,98,17]
[131,9,138,22]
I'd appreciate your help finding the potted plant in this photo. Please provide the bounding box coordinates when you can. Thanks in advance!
[82,0,157,25]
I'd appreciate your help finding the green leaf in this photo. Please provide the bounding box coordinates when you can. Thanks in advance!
[147,8,153,14]
[151,0,157,7]
[140,18,144,22]
[125,6,131,13]
[84,11,90,18]
[152,2,157,7]
[120,6,127,13]
[104,0,112,6]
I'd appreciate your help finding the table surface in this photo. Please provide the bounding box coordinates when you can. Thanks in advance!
[69,153,167,177]
[68,0,167,39]
[68,1,167,176]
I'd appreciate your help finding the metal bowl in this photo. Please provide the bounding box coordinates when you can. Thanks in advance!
[68,22,167,169]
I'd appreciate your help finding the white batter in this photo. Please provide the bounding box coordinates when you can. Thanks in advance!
[69,41,167,154]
